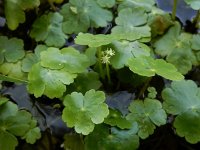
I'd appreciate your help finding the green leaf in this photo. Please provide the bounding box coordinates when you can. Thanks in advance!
[110,40,150,69]
[0,36,25,64]
[40,47,89,73]
[184,0,200,10]
[75,33,117,47]
[85,47,97,65]
[162,80,200,143]
[0,101,18,120]
[154,23,197,74]
[0,74,28,83]
[28,63,77,98]
[67,72,102,94]
[22,120,41,144]
[118,0,155,12]
[191,34,200,51]
[0,61,27,80]
[104,109,132,129]
[127,56,184,81]
[84,123,139,150]
[22,53,38,72]
[0,97,8,106]
[60,0,113,34]
[4,0,40,30]
[112,8,151,41]
[0,101,41,149]
[30,12,67,47]
[0,130,18,150]
[147,87,157,99]
[126,98,167,139]
[62,89,109,135]
[22,45,48,72]
[97,0,115,8]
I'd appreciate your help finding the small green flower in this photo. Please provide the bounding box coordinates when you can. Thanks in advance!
[106,48,115,56]
[101,55,111,64]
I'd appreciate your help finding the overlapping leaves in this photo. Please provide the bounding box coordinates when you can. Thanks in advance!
[30,12,67,47]
[112,8,151,41]
[184,0,200,10]
[0,99,41,150]
[154,22,197,74]
[110,40,150,69]
[84,124,139,150]
[62,90,109,135]
[0,36,25,64]
[126,98,167,139]
[28,47,90,98]
[127,56,184,81]
[60,0,113,34]
[4,0,40,30]
[162,80,200,144]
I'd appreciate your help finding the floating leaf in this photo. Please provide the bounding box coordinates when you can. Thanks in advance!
[75,33,117,47]
[67,72,102,94]
[97,0,115,8]
[62,90,109,135]
[0,61,27,80]
[112,8,151,40]
[28,63,77,98]
[0,101,41,150]
[4,0,40,30]
[127,56,184,81]
[110,40,150,69]
[118,0,155,12]
[184,0,200,10]
[154,23,197,74]
[104,109,132,129]
[40,47,89,73]
[22,45,48,72]
[191,34,200,51]
[126,98,167,139]
[30,12,67,47]
[60,0,113,34]
[162,80,200,143]
[85,123,139,150]
[0,36,25,64]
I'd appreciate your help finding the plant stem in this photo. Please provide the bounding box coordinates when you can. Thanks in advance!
[137,77,152,99]
[97,47,104,79]
[106,62,111,84]
[172,0,178,21]
[47,0,57,11]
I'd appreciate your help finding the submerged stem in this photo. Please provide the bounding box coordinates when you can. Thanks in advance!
[172,0,178,21]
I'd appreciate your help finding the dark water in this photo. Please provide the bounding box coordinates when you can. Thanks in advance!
[156,0,197,25]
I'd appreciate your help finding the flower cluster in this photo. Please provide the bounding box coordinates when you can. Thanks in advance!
[101,48,115,64]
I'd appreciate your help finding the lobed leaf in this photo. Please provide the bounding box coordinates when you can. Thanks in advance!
[162,80,200,143]
[112,8,151,41]
[62,89,109,135]
[28,63,77,98]
[0,36,25,64]
[85,123,139,150]
[4,0,40,30]
[126,98,167,139]
[30,12,67,47]
[127,56,184,81]
[60,0,113,34]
